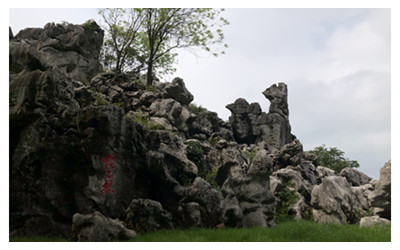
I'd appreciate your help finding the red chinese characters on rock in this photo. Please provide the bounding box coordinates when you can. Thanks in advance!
[101,152,117,195]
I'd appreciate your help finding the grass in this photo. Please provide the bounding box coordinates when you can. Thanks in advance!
[9,236,69,242]
[9,220,391,242]
[131,220,390,242]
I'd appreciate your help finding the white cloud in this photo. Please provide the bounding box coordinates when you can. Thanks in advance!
[176,9,390,179]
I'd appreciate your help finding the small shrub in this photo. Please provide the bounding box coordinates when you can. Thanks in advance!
[178,172,194,187]
[274,183,299,223]
[243,149,257,164]
[209,135,221,148]
[128,111,165,130]
[189,103,208,115]
[205,168,221,192]
[94,91,110,105]
[82,21,100,31]
[112,97,125,108]
[186,140,204,168]
[145,85,160,93]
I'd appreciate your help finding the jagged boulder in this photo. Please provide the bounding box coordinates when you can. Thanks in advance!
[183,177,223,227]
[262,82,289,117]
[10,20,104,82]
[315,166,335,182]
[221,149,276,227]
[272,139,303,170]
[359,216,390,227]
[311,176,365,224]
[226,98,255,144]
[261,82,293,149]
[340,167,371,186]
[72,211,136,242]
[226,82,294,150]
[124,199,173,232]
[162,77,194,105]
[368,160,391,219]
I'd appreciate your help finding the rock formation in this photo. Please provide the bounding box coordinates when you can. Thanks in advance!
[226,82,294,150]
[9,21,390,241]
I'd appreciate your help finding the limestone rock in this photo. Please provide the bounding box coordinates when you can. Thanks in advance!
[311,176,364,224]
[273,139,304,170]
[162,77,194,105]
[221,149,276,227]
[368,160,391,219]
[315,166,335,182]
[10,20,104,82]
[340,167,371,186]
[226,98,255,144]
[359,216,390,227]
[262,82,289,118]
[184,177,223,227]
[124,199,173,232]
[72,211,136,242]
[226,82,293,150]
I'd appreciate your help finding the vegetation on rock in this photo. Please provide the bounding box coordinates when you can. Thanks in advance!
[307,144,360,173]
[98,8,229,84]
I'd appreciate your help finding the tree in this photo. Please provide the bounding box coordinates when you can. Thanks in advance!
[307,144,360,173]
[98,8,144,73]
[140,8,229,85]
[98,8,229,84]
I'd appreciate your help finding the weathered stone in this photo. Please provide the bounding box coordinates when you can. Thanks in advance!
[221,196,243,227]
[11,20,104,82]
[181,202,202,227]
[162,77,194,105]
[351,183,374,210]
[311,176,364,224]
[273,139,303,170]
[226,98,255,144]
[262,82,289,117]
[340,167,371,186]
[72,211,136,242]
[368,160,391,219]
[315,166,335,182]
[359,216,390,227]
[184,177,223,227]
[291,198,312,220]
[221,149,276,227]
[124,199,173,232]
[272,167,313,197]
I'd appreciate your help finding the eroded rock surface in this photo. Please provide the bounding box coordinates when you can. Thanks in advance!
[9,20,390,241]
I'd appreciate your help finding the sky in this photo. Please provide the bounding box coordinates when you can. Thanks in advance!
[8,8,391,179]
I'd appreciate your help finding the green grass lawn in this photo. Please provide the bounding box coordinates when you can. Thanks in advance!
[10,220,390,242]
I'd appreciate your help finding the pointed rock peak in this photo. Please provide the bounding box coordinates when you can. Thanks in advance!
[226,98,250,114]
[262,82,289,117]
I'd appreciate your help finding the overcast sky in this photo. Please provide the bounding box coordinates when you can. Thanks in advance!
[9,8,391,179]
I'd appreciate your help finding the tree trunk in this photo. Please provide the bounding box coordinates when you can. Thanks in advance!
[146,59,153,85]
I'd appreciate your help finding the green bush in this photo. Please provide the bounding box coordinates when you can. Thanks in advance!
[243,149,257,164]
[82,21,100,31]
[94,91,110,105]
[205,167,221,192]
[274,183,299,223]
[145,85,160,93]
[307,144,359,173]
[186,140,204,167]
[189,103,208,115]
[127,111,165,130]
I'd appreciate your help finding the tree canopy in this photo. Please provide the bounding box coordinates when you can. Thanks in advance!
[98,8,229,85]
[307,145,360,173]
